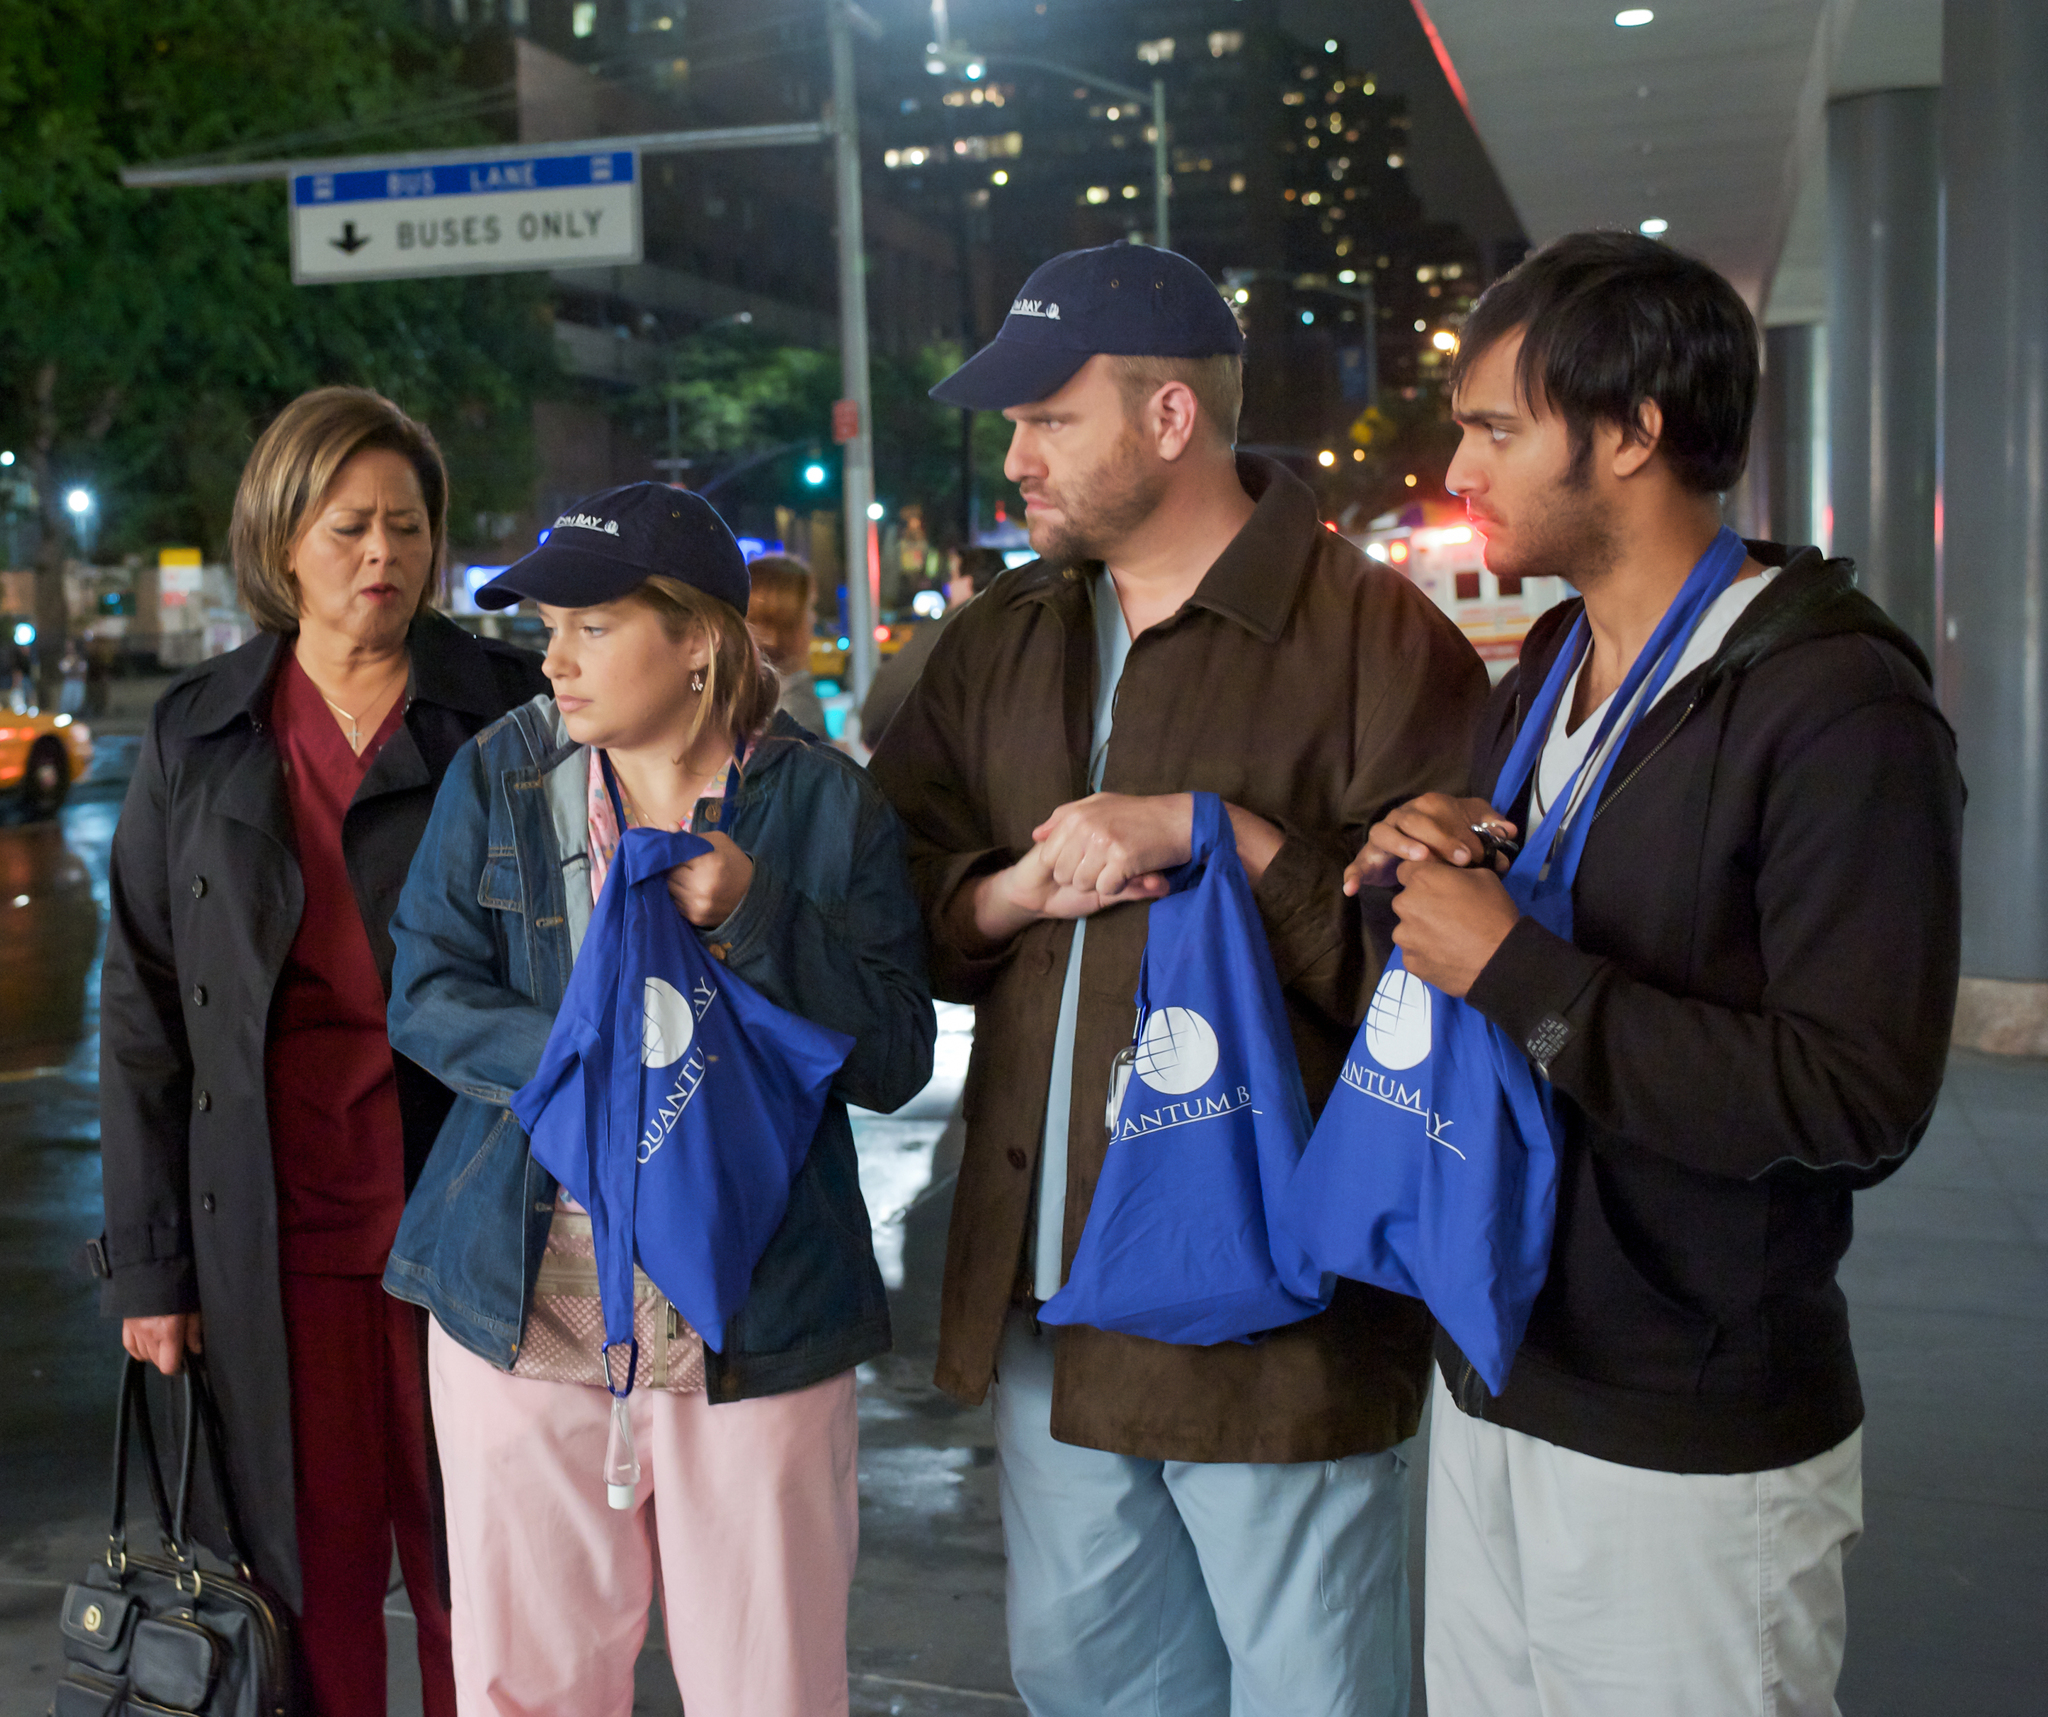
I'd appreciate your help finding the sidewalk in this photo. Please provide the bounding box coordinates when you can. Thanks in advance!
[1,1021,2040,1713]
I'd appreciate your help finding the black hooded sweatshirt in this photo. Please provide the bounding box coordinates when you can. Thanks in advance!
[1440,541,1964,1473]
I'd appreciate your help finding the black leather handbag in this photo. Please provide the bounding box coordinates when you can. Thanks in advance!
[51,1355,298,1717]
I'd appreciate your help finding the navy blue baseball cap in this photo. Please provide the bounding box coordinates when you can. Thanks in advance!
[930,242,1244,411]
[476,483,750,614]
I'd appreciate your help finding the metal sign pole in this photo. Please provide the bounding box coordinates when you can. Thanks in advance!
[1152,76,1170,252]
[830,0,879,709]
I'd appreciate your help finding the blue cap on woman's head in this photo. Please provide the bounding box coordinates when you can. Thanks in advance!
[476,484,750,614]
[929,242,1244,412]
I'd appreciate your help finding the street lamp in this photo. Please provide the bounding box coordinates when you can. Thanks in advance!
[64,487,98,558]
[924,38,1171,250]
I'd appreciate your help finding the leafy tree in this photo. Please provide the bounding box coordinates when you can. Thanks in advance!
[0,0,557,689]
[618,325,1010,546]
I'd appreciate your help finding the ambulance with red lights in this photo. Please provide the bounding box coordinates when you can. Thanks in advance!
[1351,510,1569,682]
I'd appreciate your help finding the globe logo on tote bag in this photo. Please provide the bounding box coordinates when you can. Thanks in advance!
[1363,967,1433,1071]
[1135,1006,1221,1094]
[642,977,698,1069]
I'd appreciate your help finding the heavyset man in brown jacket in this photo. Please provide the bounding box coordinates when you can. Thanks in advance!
[869,243,1486,1717]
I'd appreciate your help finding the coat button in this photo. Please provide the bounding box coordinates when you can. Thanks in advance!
[1006,1147,1028,1170]
[191,876,206,898]
[191,985,206,1007]
[201,1194,215,1213]
[194,1090,210,1111]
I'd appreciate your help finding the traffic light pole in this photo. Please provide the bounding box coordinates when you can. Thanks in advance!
[829,0,881,709]
[121,0,888,710]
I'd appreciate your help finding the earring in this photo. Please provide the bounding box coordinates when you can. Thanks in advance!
[691,670,706,693]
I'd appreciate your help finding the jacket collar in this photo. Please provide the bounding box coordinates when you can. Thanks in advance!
[183,608,512,738]
[999,453,1321,644]
[508,697,816,793]
[1512,539,1925,717]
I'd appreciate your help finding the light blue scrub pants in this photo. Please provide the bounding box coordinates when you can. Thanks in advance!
[991,1311,1412,1717]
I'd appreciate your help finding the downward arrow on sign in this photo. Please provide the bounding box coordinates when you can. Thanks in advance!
[331,222,370,255]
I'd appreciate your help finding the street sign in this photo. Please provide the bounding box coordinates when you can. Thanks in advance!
[831,398,860,444]
[290,149,641,284]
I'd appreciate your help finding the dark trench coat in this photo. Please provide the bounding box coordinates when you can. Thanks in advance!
[95,609,547,1607]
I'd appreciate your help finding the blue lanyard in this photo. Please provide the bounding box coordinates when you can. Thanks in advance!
[1497,527,1748,903]
[589,746,745,1401]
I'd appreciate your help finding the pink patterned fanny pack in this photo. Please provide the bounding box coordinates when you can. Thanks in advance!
[510,1202,706,1393]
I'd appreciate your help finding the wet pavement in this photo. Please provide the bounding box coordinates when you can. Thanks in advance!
[0,725,2042,1715]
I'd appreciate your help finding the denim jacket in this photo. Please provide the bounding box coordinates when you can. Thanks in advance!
[383,697,934,1400]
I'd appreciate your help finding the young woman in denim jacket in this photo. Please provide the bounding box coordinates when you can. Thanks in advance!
[381,484,935,1716]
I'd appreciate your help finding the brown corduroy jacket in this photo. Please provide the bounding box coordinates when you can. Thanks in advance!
[868,456,1489,1462]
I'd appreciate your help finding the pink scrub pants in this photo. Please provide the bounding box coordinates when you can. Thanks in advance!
[426,1321,859,1717]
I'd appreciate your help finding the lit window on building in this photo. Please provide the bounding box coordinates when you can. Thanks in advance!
[1229,173,1247,193]
[1085,186,1110,204]
[572,1,596,36]
[947,132,1023,160]
[1122,184,1140,199]
[1416,265,1436,282]
[1209,31,1244,57]
[1137,38,1175,64]
[1387,153,1405,168]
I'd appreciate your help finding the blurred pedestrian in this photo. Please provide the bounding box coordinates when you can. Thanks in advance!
[1352,232,1963,1716]
[746,551,830,738]
[57,637,86,715]
[859,544,1002,743]
[869,243,1487,1717]
[382,484,934,1717]
[82,630,111,718]
[96,386,548,1717]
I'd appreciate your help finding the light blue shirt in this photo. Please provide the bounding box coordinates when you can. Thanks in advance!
[1033,571,1135,1301]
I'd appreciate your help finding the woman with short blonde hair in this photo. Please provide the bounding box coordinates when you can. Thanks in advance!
[98,385,548,1717]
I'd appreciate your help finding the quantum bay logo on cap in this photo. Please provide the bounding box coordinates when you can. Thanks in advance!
[1010,297,1061,320]
[555,511,621,536]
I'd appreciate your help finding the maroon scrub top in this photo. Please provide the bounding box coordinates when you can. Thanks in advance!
[264,650,409,1277]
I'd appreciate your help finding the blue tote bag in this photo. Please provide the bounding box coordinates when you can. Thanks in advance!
[512,806,853,1386]
[1038,792,1330,1345]
[1278,529,1749,1392]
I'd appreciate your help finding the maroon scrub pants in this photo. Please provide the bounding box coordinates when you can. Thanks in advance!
[281,1273,455,1717]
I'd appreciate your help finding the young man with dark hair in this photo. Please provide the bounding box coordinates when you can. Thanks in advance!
[1354,230,1963,1712]
[870,243,1486,1716]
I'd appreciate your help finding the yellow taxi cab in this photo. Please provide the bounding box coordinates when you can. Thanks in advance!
[0,708,92,820]
[808,623,915,682]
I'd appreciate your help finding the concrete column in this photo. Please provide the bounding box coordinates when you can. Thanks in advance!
[1942,1,2048,1051]
[1759,323,1821,546]
[1827,87,1941,657]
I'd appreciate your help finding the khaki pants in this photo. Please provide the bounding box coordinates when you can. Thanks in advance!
[1424,1371,1863,1717]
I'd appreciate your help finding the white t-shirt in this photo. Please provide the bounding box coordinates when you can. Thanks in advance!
[1530,570,1777,827]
